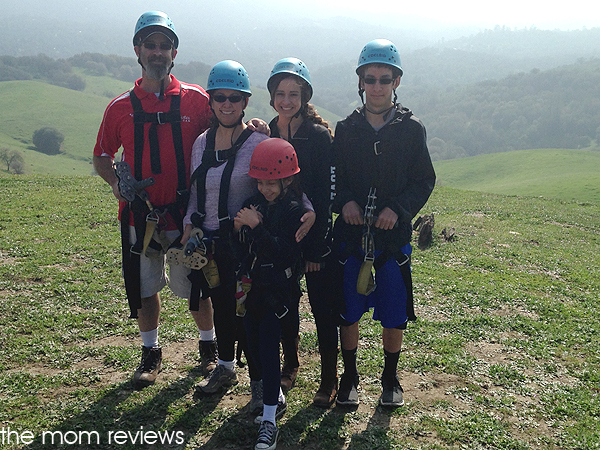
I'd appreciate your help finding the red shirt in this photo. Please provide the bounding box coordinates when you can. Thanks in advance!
[94,76,211,228]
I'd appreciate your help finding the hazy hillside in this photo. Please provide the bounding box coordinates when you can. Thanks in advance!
[0,70,340,176]
[434,148,600,204]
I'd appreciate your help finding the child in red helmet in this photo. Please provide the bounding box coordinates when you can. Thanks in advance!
[233,138,305,450]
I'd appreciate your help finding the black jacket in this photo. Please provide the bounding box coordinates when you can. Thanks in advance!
[238,190,305,316]
[269,118,334,262]
[332,104,436,251]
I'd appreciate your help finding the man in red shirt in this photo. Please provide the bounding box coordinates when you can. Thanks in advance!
[93,11,216,389]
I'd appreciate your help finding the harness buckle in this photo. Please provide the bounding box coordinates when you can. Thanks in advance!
[156,111,166,125]
[374,140,382,156]
[215,149,226,162]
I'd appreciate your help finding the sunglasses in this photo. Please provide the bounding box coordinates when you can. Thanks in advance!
[212,94,244,103]
[142,41,173,51]
[362,77,396,85]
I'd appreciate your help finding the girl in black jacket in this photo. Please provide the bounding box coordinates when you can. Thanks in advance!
[234,138,305,450]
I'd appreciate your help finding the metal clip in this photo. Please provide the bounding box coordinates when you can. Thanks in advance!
[156,111,166,125]
[215,149,226,162]
[146,210,160,224]
[374,140,382,156]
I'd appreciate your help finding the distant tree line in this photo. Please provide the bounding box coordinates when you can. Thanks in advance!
[0,53,212,91]
[0,54,85,91]
[407,58,600,160]
[2,50,600,161]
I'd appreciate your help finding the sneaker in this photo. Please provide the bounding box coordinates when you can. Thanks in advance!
[336,372,359,406]
[199,340,218,376]
[133,346,162,389]
[379,375,404,407]
[249,380,263,415]
[255,420,278,450]
[197,364,237,394]
[254,400,287,424]
[280,365,298,391]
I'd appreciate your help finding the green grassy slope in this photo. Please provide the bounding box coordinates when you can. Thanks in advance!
[434,148,600,204]
[1,176,599,449]
[0,80,113,175]
[0,77,340,176]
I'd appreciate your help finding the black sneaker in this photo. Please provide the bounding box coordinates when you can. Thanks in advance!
[254,400,287,424]
[336,372,359,406]
[133,346,162,389]
[255,420,278,450]
[379,375,404,407]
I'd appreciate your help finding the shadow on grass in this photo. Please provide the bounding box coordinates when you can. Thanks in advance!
[278,404,353,449]
[348,405,395,450]
[22,366,224,450]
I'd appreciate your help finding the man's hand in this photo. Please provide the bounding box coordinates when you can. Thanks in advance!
[93,155,126,202]
[342,201,364,226]
[305,261,321,272]
[374,207,398,230]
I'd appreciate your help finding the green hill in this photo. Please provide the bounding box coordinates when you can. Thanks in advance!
[0,80,112,175]
[434,148,600,204]
[0,75,340,176]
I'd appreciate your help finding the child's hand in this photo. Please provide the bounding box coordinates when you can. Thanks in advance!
[234,205,262,229]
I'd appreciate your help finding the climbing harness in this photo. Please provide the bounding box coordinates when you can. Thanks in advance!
[120,86,188,319]
[186,127,254,311]
[356,187,378,295]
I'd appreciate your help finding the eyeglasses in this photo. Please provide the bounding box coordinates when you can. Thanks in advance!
[362,77,395,85]
[142,41,173,51]
[212,94,244,103]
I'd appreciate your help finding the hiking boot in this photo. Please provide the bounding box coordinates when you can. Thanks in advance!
[249,380,263,415]
[379,375,404,407]
[280,335,299,391]
[197,364,237,394]
[199,340,218,376]
[133,346,162,389]
[313,348,338,408]
[254,400,287,424]
[255,420,278,450]
[336,372,359,406]
[280,365,298,392]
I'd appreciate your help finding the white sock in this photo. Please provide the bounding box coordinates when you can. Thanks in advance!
[199,328,216,341]
[262,404,277,425]
[218,359,236,371]
[140,328,159,348]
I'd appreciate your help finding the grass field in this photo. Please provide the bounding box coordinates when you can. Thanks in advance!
[0,175,599,449]
[434,148,600,205]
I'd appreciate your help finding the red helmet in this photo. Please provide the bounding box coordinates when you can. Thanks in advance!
[249,138,300,180]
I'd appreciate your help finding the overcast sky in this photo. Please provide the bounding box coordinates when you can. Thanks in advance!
[311,0,600,30]
[7,0,600,31]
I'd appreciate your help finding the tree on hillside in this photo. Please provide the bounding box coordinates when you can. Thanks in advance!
[0,148,25,173]
[32,127,64,155]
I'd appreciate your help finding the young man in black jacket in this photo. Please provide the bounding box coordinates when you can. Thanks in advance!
[332,39,436,408]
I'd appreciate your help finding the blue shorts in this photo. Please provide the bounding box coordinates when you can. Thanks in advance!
[340,244,412,329]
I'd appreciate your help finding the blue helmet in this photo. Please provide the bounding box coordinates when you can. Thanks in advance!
[267,57,312,100]
[356,39,403,76]
[206,60,252,95]
[133,11,179,49]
